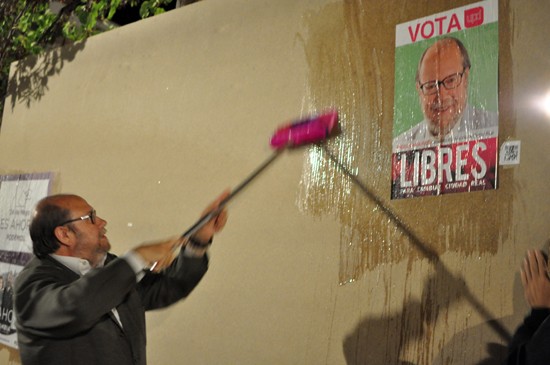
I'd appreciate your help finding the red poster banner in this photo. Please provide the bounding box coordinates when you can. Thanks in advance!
[391,137,497,199]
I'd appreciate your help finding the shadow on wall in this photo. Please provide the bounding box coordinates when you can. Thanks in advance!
[4,41,86,123]
[342,276,512,365]
[343,297,425,365]
[342,256,528,365]
[430,271,527,365]
[325,147,515,364]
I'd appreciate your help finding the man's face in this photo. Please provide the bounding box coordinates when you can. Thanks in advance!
[61,196,111,266]
[417,42,469,139]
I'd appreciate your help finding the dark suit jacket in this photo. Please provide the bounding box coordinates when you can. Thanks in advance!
[14,251,208,365]
[506,308,550,365]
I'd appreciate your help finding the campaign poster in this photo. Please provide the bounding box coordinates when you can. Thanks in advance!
[391,0,498,199]
[0,173,52,349]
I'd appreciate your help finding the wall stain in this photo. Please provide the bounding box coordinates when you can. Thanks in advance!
[298,0,514,283]
[299,0,516,364]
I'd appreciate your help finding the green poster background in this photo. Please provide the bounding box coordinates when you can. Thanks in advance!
[393,22,498,138]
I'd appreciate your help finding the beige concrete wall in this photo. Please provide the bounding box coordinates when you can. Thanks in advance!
[0,0,549,363]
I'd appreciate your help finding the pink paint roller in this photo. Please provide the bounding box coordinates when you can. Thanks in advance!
[181,109,339,238]
[150,109,338,270]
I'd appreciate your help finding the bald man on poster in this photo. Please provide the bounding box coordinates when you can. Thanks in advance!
[14,192,228,365]
[393,36,497,149]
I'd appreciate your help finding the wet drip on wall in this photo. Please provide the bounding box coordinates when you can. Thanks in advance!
[298,0,515,284]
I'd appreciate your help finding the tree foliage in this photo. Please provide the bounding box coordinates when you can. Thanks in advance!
[0,0,174,124]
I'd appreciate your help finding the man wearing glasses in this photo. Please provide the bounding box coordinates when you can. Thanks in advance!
[393,36,497,148]
[14,193,228,365]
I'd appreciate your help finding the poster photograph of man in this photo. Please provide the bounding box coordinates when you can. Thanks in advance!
[391,0,498,199]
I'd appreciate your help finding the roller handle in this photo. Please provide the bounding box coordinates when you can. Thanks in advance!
[181,150,282,238]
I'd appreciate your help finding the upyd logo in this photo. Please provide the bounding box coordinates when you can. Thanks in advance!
[464,6,484,28]
[407,6,485,43]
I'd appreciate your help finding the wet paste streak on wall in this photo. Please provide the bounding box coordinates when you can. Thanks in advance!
[298,1,515,363]
[298,0,514,282]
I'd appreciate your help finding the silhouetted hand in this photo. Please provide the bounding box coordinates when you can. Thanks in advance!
[521,250,550,309]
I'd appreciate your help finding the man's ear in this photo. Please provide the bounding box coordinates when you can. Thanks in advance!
[53,226,73,247]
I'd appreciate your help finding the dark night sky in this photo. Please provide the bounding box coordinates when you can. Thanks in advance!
[110,1,178,26]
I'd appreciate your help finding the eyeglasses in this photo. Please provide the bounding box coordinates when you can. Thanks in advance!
[418,68,467,95]
[59,209,96,226]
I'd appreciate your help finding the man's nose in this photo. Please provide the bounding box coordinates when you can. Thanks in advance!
[431,88,443,101]
[436,83,453,98]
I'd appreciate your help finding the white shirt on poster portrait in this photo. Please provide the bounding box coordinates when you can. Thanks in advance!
[393,104,498,152]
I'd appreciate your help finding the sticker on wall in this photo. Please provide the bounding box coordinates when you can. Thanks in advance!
[0,172,53,349]
[391,0,499,199]
[499,140,521,165]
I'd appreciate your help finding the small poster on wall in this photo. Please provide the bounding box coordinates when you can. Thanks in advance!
[391,0,499,199]
[0,173,53,349]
